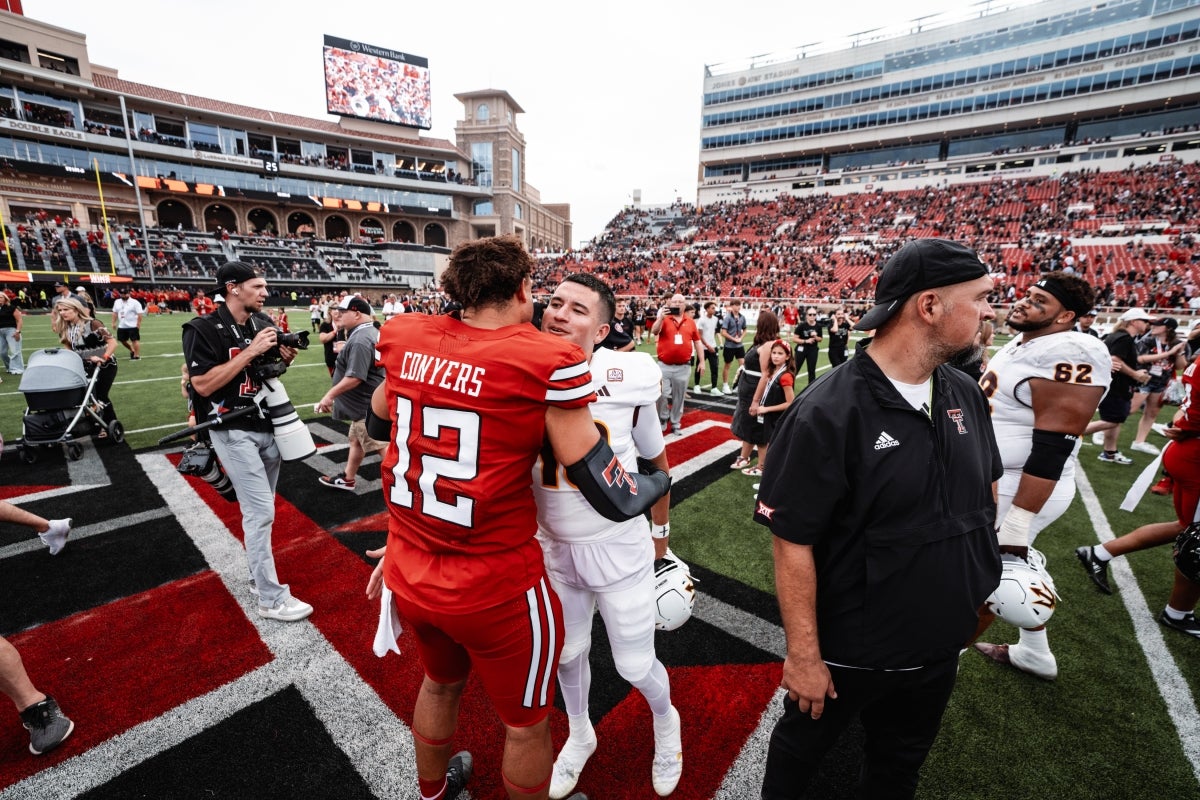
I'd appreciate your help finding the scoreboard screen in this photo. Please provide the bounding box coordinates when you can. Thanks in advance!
[322,35,431,130]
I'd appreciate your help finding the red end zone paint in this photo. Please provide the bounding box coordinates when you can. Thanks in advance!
[0,571,272,784]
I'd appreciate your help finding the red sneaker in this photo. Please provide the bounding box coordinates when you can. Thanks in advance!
[1151,476,1174,496]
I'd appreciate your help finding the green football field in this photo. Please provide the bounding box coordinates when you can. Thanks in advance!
[2,310,1198,797]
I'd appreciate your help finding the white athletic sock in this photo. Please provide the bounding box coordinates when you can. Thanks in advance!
[568,711,592,740]
[1164,606,1189,621]
[1093,545,1114,562]
[1017,626,1051,654]
[632,660,673,718]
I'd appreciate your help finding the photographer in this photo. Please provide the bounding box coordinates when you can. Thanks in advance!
[181,261,312,623]
[315,296,385,492]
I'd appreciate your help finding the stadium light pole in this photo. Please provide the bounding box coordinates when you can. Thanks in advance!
[119,95,156,287]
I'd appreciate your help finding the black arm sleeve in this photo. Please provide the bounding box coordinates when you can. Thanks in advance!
[565,438,671,522]
[365,407,391,442]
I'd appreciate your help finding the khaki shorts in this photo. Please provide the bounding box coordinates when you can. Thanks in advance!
[348,418,386,453]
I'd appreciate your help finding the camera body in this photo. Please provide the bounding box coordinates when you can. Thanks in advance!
[248,328,310,382]
[177,441,238,501]
[667,306,682,316]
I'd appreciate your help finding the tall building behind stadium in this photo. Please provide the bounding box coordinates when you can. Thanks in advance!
[698,0,1200,206]
[0,5,570,292]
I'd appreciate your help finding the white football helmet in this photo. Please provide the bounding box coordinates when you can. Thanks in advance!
[985,552,1060,629]
[653,550,696,631]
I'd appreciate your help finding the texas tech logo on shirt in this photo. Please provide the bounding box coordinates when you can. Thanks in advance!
[947,409,968,434]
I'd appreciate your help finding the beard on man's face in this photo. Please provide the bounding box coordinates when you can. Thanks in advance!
[1006,313,1055,333]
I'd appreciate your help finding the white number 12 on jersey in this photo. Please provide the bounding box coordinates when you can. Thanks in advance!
[389,397,481,527]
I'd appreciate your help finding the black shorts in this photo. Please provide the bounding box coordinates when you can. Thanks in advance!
[1098,388,1133,423]
[723,346,746,364]
[117,327,140,342]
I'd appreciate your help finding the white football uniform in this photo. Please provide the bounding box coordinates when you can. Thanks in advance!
[535,346,665,590]
[533,346,671,712]
[983,330,1111,542]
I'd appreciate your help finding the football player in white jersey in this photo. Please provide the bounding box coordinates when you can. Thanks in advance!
[973,273,1111,679]
[534,273,681,798]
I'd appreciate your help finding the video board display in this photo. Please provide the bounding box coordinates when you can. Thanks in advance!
[323,35,431,130]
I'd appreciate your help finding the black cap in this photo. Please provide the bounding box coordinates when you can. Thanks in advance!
[339,296,372,315]
[54,280,65,288]
[1152,317,1178,330]
[853,239,988,331]
[215,260,257,287]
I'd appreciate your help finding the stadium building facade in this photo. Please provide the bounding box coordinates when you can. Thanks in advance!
[698,0,1200,206]
[0,9,570,292]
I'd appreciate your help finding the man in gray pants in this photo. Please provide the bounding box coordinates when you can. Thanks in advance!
[650,293,703,435]
[182,261,312,622]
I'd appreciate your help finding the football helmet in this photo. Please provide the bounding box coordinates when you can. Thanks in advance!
[653,550,696,631]
[1173,522,1200,584]
[985,553,1060,628]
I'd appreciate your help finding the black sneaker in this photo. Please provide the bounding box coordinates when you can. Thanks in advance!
[1158,610,1200,638]
[20,696,75,755]
[1075,546,1112,595]
[445,750,473,799]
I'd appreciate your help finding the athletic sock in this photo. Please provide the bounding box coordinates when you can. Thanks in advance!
[1094,544,1114,562]
[419,777,446,800]
[567,711,592,740]
[1017,626,1050,654]
[1164,606,1189,621]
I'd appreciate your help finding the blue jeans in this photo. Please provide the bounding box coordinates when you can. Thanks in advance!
[0,327,23,373]
[209,427,292,608]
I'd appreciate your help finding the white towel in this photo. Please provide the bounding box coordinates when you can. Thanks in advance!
[372,586,402,658]
[1120,447,1166,512]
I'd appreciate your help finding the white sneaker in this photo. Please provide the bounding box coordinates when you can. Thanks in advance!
[1091,431,1105,446]
[1130,441,1160,455]
[38,518,71,556]
[721,384,732,395]
[710,386,724,396]
[549,725,597,799]
[652,706,682,796]
[257,596,313,622]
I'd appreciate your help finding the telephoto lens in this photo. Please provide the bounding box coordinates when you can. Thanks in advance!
[177,441,237,501]
[256,378,316,461]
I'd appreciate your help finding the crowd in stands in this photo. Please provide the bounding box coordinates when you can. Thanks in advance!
[537,162,1200,312]
[4,162,1200,316]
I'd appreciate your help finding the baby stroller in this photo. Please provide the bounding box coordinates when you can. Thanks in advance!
[14,348,125,463]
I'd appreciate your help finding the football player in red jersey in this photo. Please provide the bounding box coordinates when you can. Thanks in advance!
[366,235,669,800]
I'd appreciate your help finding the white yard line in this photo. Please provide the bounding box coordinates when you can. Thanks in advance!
[1076,468,1200,784]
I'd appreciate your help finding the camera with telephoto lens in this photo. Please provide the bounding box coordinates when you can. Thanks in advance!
[248,328,310,382]
[176,441,238,501]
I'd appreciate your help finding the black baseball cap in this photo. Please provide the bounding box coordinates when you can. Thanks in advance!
[118,287,130,294]
[854,239,988,331]
[215,260,257,287]
[1152,317,1178,330]
[338,296,372,315]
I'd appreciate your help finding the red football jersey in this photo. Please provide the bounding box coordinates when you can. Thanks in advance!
[378,314,596,612]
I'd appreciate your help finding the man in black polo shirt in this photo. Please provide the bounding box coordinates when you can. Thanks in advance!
[754,238,1002,800]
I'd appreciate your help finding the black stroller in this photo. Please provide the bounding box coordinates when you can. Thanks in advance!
[14,348,125,462]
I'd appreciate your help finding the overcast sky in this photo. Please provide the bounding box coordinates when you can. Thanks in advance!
[25,0,1020,246]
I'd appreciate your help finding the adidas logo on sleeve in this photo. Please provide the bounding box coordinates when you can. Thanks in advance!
[873,431,900,450]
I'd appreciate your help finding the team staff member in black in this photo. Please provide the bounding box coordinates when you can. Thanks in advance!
[825,308,851,367]
[791,308,822,387]
[754,239,1002,800]
[183,261,312,623]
